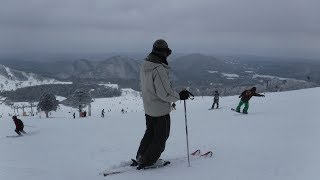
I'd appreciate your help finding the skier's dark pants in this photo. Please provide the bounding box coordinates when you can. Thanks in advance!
[136,114,170,166]
[211,100,219,109]
[15,126,25,135]
[236,100,249,113]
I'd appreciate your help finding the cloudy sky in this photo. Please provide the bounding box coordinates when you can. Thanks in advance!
[1,0,319,58]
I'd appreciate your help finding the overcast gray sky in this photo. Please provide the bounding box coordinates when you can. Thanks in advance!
[1,0,319,58]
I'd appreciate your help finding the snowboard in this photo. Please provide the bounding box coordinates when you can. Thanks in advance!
[231,108,247,114]
[208,107,221,110]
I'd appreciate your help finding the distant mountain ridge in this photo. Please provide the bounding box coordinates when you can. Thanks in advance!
[0,64,42,81]
[0,64,69,91]
[0,54,319,93]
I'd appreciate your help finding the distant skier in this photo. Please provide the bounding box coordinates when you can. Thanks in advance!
[12,116,26,135]
[73,112,75,119]
[83,111,87,117]
[210,90,221,109]
[235,87,265,114]
[171,103,176,110]
[101,109,105,118]
[135,39,192,170]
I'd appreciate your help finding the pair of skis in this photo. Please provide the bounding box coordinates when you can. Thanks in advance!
[6,132,30,138]
[190,149,213,157]
[100,149,213,177]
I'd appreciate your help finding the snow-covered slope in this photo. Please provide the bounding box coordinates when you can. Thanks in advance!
[0,88,319,180]
[0,64,71,91]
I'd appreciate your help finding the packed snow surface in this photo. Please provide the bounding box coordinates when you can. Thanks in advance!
[221,73,240,78]
[207,70,219,74]
[0,88,319,180]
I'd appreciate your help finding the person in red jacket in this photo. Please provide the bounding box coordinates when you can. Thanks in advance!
[236,87,265,114]
[12,116,26,135]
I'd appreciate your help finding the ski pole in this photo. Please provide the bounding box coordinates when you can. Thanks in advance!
[24,125,35,128]
[184,100,191,167]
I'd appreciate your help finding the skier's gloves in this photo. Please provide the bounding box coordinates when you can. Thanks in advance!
[130,159,138,166]
[179,90,194,100]
[179,90,189,100]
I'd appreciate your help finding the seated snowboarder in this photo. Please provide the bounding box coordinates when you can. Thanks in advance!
[236,87,265,114]
[210,90,220,109]
[12,116,26,135]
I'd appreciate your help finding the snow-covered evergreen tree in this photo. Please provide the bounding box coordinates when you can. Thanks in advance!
[70,89,92,116]
[37,92,59,118]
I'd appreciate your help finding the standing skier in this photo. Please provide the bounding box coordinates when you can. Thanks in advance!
[101,109,105,118]
[210,90,221,109]
[12,116,26,135]
[135,39,191,169]
[235,87,265,114]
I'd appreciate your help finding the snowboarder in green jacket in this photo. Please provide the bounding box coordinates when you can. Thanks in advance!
[236,87,265,114]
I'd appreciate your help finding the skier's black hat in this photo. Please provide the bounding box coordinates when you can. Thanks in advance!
[152,39,172,56]
[251,87,257,92]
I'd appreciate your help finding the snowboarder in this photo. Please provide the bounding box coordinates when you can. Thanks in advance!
[235,87,265,114]
[135,39,192,170]
[101,109,105,118]
[210,90,221,109]
[12,116,26,135]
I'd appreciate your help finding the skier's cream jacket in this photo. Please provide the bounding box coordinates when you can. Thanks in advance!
[140,54,180,117]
